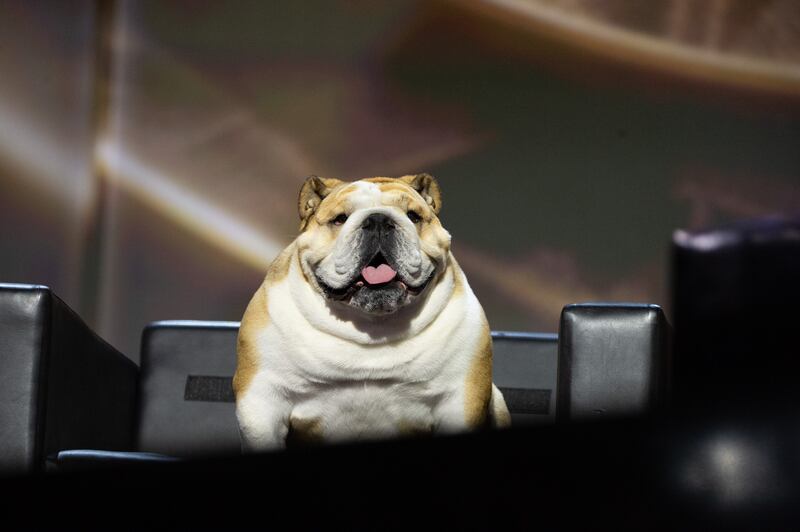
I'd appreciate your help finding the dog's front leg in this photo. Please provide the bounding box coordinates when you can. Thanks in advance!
[235,386,292,452]
[431,388,483,435]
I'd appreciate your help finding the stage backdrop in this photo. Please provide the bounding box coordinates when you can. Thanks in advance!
[1,1,799,362]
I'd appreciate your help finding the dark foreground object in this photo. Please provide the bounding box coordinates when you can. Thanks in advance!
[672,217,800,408]
[3,409,799,530]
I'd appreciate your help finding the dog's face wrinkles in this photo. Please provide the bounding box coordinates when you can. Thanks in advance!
[296,175,451,316]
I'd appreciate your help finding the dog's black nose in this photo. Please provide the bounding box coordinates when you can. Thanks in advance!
[362,213,395,233]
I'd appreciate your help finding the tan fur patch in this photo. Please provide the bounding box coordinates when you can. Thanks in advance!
[492,388,512,428]
[286,416,324,446]
[366,176,438,220]
[298,176,345,231]
[266,242,295,283]
[308,176,440,228]
[397,420,434,438]
[380,188,431,219]
[233,244,295,397]
[448,252,465,297]
[313,183,354,224]
[375,181,414,194]
[464,321,493,428]
[233,285,268,398]
[399,173,442,214]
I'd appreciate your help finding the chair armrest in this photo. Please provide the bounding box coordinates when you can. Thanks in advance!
[54,449,179,471]
[0,284,138,473]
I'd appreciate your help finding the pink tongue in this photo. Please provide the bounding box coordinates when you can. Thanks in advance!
[361,263,397,285]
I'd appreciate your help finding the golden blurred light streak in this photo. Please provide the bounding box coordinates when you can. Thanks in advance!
[0,101,93,210]
[466,0,800,96]
[96,138,281,271]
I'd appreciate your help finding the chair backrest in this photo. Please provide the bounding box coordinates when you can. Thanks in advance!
[136,322,561,454]
[491,332,558,425]
[556,303,671,422]
[137,321,240,457]
[0,284,137,473]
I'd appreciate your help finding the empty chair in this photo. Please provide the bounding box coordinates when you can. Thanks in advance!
[556,303,671,422]
[0,283,137,473]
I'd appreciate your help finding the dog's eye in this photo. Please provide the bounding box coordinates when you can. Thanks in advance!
[407,210,422,224]
[331,213,348,226]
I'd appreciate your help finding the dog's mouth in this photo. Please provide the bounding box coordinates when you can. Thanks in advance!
[318,252,431,302]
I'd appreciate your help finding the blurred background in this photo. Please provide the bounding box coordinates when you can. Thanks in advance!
[0,0,798,362]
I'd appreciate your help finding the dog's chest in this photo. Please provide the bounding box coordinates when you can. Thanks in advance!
[289,382,436,442]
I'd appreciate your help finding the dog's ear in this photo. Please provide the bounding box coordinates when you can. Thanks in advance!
[298,175,342,230]
[401,173,442,214]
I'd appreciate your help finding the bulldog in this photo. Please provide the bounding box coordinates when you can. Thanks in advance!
[233,174,510,451]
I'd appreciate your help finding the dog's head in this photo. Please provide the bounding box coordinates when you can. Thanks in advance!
[295,174,451,316]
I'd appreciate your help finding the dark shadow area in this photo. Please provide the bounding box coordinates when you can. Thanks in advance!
[3,410,799,530]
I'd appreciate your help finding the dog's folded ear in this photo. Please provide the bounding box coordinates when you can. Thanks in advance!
[401,173,442,215]
[298,175,343,230]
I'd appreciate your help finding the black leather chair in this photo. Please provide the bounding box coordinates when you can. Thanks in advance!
[557,303,671,421]
[136,320,240,458]
[0,283,137,474]
[491,331,558,425]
